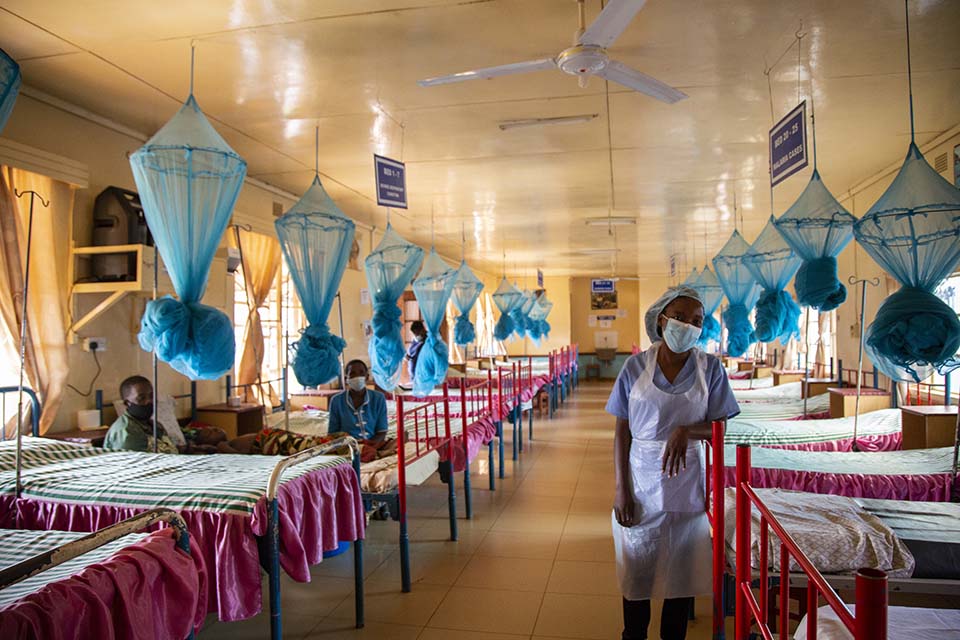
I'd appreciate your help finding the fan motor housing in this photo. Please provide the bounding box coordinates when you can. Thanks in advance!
[557,45,608,76]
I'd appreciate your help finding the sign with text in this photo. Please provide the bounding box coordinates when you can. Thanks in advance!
[537,269,544,288]
[591,279,615,294]
[373,154,407,209]
[769,101,808,186]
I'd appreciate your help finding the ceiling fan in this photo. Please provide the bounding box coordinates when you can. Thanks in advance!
[417,0,686,104]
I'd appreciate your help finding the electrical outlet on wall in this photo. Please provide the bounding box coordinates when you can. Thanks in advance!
[850,323,859,338]
[82,337,107,352]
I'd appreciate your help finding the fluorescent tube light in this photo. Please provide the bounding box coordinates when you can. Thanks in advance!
[584,217,636,226]
[498,113,599,131]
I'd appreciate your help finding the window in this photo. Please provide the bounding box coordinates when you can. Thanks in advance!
[928,272,960,402]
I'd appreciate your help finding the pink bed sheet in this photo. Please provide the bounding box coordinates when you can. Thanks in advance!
[762,432,901,452]
[722,465,952,501]
[0,528,206,640]
[12,463,364,622]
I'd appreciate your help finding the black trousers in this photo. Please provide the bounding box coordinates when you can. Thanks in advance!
[622,596,693,640]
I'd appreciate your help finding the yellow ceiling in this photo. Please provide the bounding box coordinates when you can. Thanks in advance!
[3,0,959,277]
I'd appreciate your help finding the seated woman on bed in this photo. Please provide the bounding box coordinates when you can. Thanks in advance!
[235,360,397,462]
[104,376,240,454]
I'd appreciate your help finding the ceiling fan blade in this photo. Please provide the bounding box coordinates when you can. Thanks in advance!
[597,60,687,103]
[579,0,647,48]
[418,58,556,87]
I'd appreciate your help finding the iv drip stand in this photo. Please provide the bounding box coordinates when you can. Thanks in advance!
[848,276,880,452]
[14,190,49,498]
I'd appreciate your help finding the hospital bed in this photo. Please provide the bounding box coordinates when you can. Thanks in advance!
[0,509,203,640]
[726,408,902,452]
[0,387,365,640]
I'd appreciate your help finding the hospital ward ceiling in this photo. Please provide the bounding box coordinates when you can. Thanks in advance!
[2,0,959,277]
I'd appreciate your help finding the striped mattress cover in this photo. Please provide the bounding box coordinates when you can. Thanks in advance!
[0,527,205,639]
[726,408,901,450]
[734,393,830,419]
[722,444,956,501]
[0,438,363,622]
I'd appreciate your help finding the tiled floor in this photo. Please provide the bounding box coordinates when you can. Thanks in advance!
[199,381,723,639]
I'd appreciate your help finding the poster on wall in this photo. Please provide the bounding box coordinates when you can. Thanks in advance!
[591,292,618,310]
[588,315,597,327]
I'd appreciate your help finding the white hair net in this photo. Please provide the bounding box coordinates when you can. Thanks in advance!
[644,285,704,344]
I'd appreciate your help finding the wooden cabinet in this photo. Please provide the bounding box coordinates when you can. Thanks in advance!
[828,387,891,418]
[772,369,807,386]
[196,403,263,439]
[802,378,835,399]
[47,428,109,448]
[901,405,959,450]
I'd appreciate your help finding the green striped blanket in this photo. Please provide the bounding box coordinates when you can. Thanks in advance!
[0,438,350,517]
[0,528,147,608]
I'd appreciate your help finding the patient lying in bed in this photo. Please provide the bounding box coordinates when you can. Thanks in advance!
[104,376,241,454]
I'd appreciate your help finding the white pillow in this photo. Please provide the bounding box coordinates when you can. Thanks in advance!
[111,395,185,447]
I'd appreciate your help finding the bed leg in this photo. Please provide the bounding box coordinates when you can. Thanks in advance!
[528,404,533,442]
[517,406,523,454]
[447,461,459,541]
[353,538,365,628]
[549,383,555,419]
[498,422,505,479]
[488,440,495,491]
[464,464,473,519]
[268,498,282,640]
[512,415,518,461]
[399,517,411,593]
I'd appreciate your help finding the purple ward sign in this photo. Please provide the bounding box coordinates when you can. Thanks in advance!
[769,101,808,187]
[374,154,407,209]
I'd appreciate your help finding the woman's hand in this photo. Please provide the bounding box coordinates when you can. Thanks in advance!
[614,487,639,527]
[662,426,690,477]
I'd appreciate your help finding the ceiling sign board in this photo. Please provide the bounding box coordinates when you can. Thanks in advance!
[769,101,808,187]
[537,269,544,288]
[591,279,615,294]
[374,154,407,209]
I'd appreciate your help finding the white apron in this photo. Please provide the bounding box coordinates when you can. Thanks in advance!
[612,345,713,601]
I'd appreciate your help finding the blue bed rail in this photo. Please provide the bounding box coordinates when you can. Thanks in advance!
[225,369,288,412]
[0,386,40,439]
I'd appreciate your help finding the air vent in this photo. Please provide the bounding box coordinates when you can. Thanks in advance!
[272,201,284,217]
[934,152,948,174]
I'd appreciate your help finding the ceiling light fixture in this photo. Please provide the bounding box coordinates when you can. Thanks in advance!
[584,216,636,226]
[498,113,599,131]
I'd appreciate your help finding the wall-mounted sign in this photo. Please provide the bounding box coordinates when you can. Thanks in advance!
[769,101,808,187]
[373,154,407,209]
[669,255,676,278]
[537,269,544,288]
[591,279,615,293]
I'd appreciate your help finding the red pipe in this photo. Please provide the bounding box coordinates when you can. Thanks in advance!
[735,446,751,640]
[711,420,725,639]
[855,569,887,639]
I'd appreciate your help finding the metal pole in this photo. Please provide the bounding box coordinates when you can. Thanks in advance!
[152,244,158,453]
[14,190,49,498]
[848,276,880,452]
[803,306,811,417]
[336,292,346,389]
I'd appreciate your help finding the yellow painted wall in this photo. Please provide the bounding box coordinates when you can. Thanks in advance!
[503,275,572,356]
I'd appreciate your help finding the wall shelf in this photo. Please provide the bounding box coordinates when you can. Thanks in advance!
[67,243,149,341]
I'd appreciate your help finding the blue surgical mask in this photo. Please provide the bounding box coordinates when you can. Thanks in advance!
[347,376,367,392]
[661,317,701,353]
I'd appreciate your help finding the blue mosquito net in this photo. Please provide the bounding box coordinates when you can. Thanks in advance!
[275,176,355,387]
[743,217,802,344]
[131,95,246,380]
[535,297,554,340]
[511,290,537,339]
[774,170,856,311]
[411,250,456,396]
[492,278,523,342]
[692,266,723,345]
[853,142,960,382]
[682,267,699,287]
[713,230,762,357]
[526,295,546,345]
[365,225,424,390]
[0,48,20,135]
[451,261,484,346]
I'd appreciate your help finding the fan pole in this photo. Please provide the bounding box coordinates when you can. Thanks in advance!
[13,190,49,499]
[848,276,880,452]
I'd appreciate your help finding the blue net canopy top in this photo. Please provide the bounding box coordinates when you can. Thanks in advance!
[492,277,523,313]
[774,169,856,259]
[692,266,723,315]
[450,261,484,314]
[853,143,960,290]
[742,216,802,291]
[712,230,762,309]
[275,176,356,324]
[0,47,21,134]
[365,225,424,300]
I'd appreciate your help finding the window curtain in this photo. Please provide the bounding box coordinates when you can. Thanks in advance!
[446,301,464,364]
[233,228,281,406]
[0,166,71,436]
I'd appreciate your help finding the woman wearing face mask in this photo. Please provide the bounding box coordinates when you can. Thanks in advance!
[606,286,739,640]
[328,359,390,447]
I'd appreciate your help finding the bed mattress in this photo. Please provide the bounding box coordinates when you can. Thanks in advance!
[726,408,902,451]
[795,605,960,640]
[734,393,830,419]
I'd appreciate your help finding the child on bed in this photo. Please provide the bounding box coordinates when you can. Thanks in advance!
[104,376,240,454]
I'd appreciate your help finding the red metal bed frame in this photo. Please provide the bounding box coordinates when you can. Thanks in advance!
[733,445,888,639]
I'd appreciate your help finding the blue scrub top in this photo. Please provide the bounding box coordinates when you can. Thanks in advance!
[605,344,740,422]
[328,389,389,440]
